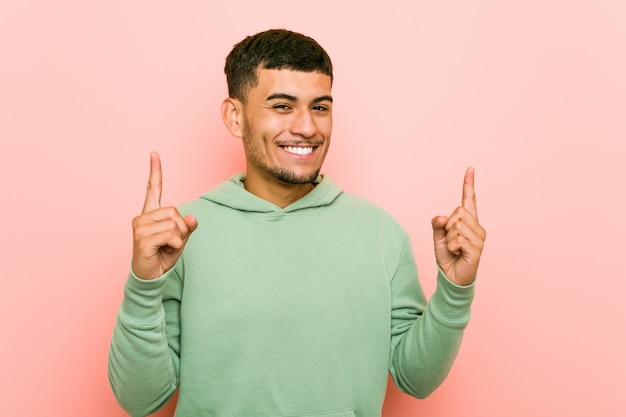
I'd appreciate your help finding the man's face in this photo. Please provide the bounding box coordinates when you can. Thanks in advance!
[240,68,333,186]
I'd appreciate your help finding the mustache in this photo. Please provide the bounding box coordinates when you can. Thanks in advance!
[274,139,324,147]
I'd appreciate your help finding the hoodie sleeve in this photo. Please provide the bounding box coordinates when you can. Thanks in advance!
[108,265,183,417]
[388,236,475,399]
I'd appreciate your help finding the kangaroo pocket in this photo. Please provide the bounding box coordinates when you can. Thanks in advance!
[272,409,356,417]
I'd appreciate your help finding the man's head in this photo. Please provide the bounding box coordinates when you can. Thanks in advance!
[221,29,334,206]
[224,29,333,103]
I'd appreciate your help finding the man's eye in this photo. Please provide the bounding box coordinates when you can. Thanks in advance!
[312,105,329,112]
[273,104,291,110]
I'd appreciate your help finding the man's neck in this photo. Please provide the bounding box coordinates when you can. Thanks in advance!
[243,175,315,208]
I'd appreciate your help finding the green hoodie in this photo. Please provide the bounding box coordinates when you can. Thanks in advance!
[109,174,474,417]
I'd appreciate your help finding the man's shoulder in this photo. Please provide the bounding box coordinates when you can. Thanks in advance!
[333,188,388,212]
[336,191,385,211]
[175,174,248,214]
[333,190,406,229]
[174,182,232,217]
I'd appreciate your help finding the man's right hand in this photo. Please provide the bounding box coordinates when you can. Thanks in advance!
[131,152,198,280]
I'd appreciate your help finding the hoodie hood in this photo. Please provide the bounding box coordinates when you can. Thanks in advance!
[199,173,343,213]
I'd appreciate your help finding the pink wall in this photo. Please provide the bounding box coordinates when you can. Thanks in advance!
[1,1,625,415]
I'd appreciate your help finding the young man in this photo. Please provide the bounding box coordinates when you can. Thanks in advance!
[109,29,486,417]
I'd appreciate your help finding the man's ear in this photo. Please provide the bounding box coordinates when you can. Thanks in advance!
[221,97,244,138]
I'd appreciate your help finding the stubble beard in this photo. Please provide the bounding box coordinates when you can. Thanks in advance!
[243,120,321,185]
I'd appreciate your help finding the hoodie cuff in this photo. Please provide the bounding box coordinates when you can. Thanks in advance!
[428,265,475,326]
[120,268,172,324]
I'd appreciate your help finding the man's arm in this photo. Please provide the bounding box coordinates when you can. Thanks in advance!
[389,168,485,397]
[108,153,196,416]
[108,268,182,416]
[389,247,474,398]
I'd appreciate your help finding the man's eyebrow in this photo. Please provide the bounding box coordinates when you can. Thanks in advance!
[313,95,333,104]
[266,93,297,101]
[265,93,333,103]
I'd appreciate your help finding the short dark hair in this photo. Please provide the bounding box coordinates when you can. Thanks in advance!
[224,29,333,102]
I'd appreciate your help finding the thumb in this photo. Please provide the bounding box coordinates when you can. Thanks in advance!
[431,215,448,243]
[184,215,199,234]
[432,215,456,263]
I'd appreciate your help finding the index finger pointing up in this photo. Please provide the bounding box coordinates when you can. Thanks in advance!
[462,167,478,218]
[142,152,162,213]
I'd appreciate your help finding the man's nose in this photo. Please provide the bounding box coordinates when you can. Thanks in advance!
[289,109,316,138]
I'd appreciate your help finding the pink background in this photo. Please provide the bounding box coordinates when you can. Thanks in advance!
[1,1,625,415]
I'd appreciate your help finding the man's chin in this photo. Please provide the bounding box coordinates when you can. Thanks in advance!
[274,169,320,185]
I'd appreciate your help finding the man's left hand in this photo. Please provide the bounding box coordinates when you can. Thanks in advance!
[431,167,486,286]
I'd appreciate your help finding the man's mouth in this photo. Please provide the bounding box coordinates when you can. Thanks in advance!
[283,146,315,156]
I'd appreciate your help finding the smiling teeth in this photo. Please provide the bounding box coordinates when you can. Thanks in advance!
[284,146,313,155]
